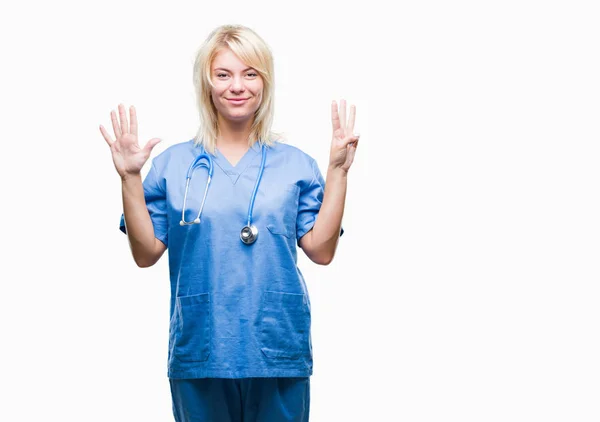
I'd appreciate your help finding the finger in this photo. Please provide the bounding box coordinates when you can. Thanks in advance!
[110,110,122,138]
[144,137,162,153]
[118,103,129,134]
[347,104,356,134]
[340,134,360,148]
[339,99,347,134]
[345,144,356,167]
[99,125,114,147]
[129,105,138,137]
[331,101,341,132]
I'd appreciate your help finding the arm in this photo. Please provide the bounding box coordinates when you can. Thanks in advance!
[299,99,359,265]
[121,173,167,268]
[298,167,347,265]
[100,103,165,268]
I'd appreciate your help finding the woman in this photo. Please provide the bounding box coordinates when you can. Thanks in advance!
[100,24,359,422]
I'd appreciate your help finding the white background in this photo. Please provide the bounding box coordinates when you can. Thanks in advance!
[1,0,599,421]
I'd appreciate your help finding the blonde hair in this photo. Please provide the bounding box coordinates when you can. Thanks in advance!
[192,24,282,154]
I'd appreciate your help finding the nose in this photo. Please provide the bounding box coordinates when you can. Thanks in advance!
[229,75,245,94]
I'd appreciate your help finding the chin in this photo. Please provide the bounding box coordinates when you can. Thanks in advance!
[228,106,260,120]
[225,111,254,122]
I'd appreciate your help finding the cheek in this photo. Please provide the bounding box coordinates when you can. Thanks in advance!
[210,89,226,108]
[211,83,227,97]
[256,82,264,96]
[253,84,264,103]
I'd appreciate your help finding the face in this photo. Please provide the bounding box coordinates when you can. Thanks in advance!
[210,48,264,124]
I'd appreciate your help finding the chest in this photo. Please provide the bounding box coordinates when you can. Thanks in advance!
[216,146,248,168]
[168,161,301,229]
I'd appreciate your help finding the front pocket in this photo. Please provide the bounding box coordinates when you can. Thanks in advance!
[171,293,211,362]
[265,184,300,239]
[259,291,310,360]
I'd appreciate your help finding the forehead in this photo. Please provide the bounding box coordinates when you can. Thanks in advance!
[212,48,250,70]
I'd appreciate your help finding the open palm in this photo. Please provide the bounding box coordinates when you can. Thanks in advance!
[99,104,161,179]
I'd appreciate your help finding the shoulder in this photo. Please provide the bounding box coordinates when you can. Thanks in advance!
[268,140,313,159]
[150,139,200,172]
[264,141,325,190]
[267,141,319,172]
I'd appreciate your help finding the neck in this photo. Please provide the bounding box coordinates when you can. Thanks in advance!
[216,115,254,150]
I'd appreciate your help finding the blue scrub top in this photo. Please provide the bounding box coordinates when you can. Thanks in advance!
[119,140,341,379]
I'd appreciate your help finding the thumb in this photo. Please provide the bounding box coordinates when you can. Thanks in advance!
[144,137,162,153]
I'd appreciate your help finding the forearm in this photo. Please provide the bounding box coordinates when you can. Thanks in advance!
[304,167,347,264]
[121,174,163,267]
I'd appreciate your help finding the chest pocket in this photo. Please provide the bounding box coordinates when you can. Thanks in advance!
[265,184,300,239]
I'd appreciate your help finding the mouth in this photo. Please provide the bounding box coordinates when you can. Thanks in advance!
[226,98,250,105]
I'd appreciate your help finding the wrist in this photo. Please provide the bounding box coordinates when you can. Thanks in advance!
[327,164,348,177]
[326,166,349,183]
[121,172,142,183]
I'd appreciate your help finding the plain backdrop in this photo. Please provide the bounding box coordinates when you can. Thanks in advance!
[1,0,599,421]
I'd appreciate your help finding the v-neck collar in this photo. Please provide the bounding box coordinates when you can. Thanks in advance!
[214,143,261,185]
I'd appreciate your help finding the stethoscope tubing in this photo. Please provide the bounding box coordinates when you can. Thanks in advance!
[179,144,266,245]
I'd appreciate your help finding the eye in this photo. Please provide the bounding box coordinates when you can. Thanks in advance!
[246,72,258,78]
[216,73,228,78]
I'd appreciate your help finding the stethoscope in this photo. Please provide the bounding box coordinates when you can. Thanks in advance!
[180,144,266,245]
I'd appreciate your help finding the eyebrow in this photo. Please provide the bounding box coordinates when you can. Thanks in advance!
[213,67,255,72]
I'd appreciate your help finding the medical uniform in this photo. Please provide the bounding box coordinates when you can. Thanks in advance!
[119,139,339,421]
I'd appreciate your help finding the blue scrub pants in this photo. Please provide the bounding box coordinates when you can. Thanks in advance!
[169,377,310,422]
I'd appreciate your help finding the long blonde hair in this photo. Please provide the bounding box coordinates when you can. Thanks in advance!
[192,24,281,154]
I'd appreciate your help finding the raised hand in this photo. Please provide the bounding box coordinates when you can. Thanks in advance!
[329,99,360,173]
[99,104,161,180]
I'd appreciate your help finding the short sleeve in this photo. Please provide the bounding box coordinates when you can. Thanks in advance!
[296,159,344,242]
[119,161,169,247]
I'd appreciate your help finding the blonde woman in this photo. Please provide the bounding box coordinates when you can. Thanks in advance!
[100,24,359,421]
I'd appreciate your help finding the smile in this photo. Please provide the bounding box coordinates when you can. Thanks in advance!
[227,98,249,105]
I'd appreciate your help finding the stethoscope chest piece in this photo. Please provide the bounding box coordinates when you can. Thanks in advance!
[240,224,258,245]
